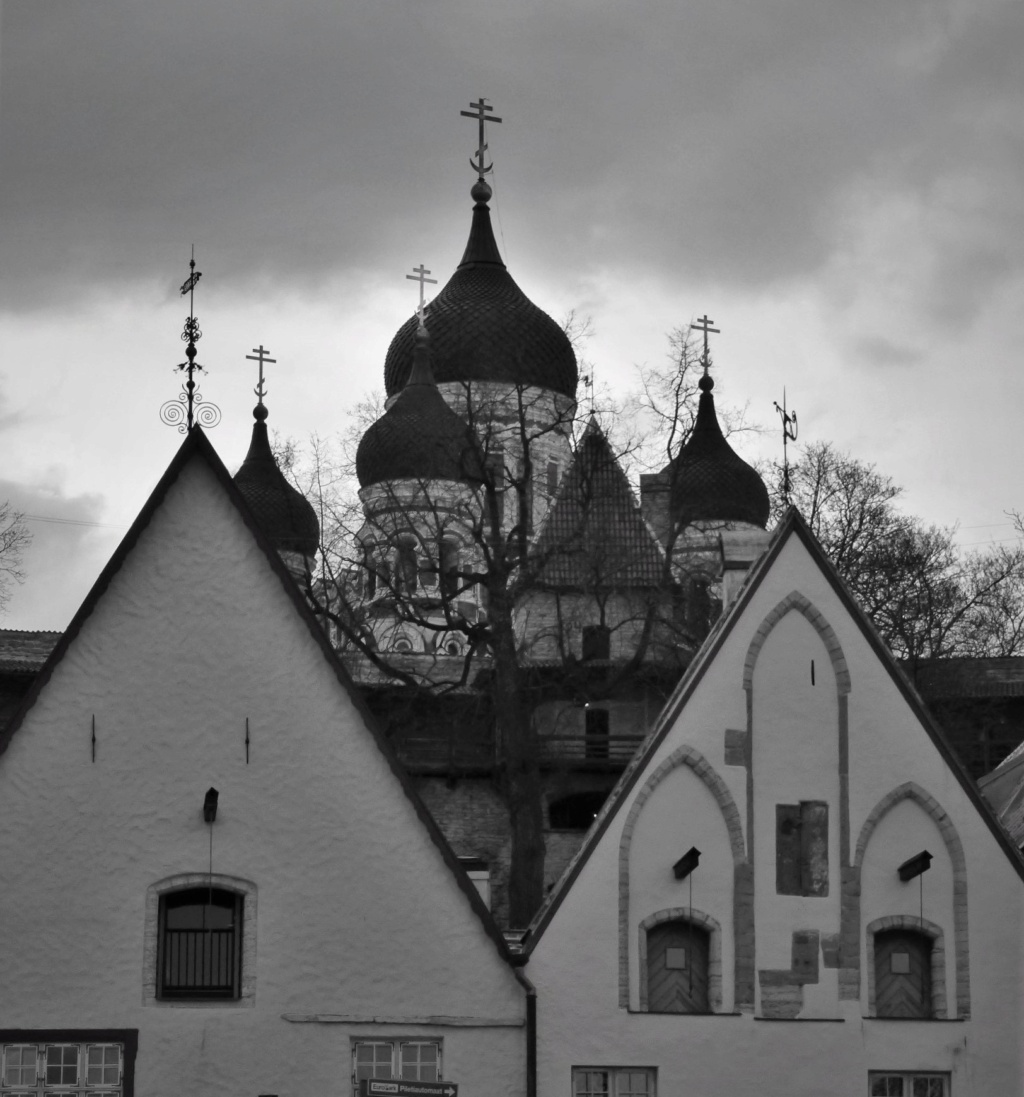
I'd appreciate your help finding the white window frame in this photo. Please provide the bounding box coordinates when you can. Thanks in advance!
[1,1040,125,1096]
[351,1039,442,1097]
[868,1071,949,1096]
[572,1067,656,1097]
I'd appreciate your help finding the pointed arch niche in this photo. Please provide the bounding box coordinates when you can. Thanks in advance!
[854,782,969,1018]
[618,744,746,1010]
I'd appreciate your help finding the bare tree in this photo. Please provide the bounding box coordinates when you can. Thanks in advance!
[0,503,31,615]
[774,441,1024,669]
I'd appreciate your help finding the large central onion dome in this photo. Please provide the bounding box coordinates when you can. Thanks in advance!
[669,372,771,529]
[383,179,578,399]
[234,404,320,556]
[357,321,483,488]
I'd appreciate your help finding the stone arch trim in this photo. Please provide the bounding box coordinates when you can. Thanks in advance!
[854,782,969,1017]
[638,907,723,1013]
[742,590,851,695]
[865,914,947,1019]
[143,872,258,1008]
[618,744,747,1008]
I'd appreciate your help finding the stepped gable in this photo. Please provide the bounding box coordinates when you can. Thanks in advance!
[668,372,770,528]
[357,320,484,488]
[383,179,578,399]
[534,419,665,587]
[233,404,320,556]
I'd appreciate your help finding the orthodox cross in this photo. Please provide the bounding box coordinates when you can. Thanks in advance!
[160,249,221,433]
[460,97,502,176]
[245,345,276,407]
[406,264,438,320]
[773,388,799,506]
[582,367,596,413]
[690,314,720,371]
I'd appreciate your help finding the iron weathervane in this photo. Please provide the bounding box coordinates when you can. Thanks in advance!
[160,250,222,433]
[773,389,798,506]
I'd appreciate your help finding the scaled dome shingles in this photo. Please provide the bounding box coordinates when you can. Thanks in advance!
[383,192,578,399]
[669,377,770,529]
[357,331,484,489]
[233,409,321,556]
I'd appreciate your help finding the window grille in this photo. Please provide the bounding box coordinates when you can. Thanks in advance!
[158,888,242,999]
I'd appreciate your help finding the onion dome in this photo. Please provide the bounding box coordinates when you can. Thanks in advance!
[357,321,483,488]
[233,404,320,556]
[383,179,578,399]
[669,372,770,528]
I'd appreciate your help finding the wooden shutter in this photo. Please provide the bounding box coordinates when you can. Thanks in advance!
[646,921,710,1012]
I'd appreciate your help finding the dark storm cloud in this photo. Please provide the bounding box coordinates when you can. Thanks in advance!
[1,0,1021,323]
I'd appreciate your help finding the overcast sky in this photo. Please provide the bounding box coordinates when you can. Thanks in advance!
[1,0,1023,629]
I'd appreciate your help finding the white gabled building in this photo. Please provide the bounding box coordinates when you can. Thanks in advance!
[0,429,526,1097]
[522,508,1024,1097]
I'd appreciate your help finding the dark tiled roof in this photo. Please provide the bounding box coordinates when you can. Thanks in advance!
[233,407,320,556]
[383,184,578,399]
[357,325,484,488]
[0,630,62,673]
[533,420,666,588]
[668,375,770,528]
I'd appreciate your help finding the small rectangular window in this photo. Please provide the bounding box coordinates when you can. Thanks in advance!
[584,707,610,759]
[775,801,828,896]
[869,1072,948,1096]
[581,625,611,661]
[573,1068,655,1097]
[158,887,243,999]
[547,461,560,497]
[352,1040,442,1097]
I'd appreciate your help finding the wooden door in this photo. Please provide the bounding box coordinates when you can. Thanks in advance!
[874,929,932,1018]
[646,921,709,1012]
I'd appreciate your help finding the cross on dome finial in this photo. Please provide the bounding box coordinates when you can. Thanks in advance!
[460,97,502,178]
[159,248,222,433]
[691,314,720,370]
[245,344,277,419]
[406,264,438,321]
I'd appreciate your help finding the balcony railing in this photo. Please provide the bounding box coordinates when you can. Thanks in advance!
[538,732,646,766]
[162,928,236,995]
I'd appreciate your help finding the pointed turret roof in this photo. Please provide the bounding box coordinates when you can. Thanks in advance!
[357,321,484,488]
[233,404,320,556]
[534,419,665,588]
[383,180,578,399]
[668,371,770,528]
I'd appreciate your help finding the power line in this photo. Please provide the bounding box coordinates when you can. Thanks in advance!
[22,514,126,530]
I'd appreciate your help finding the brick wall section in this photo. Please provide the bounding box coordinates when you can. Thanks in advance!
[617,744,748,1009]
[758,929,820,1019]
[853,781,970,1018]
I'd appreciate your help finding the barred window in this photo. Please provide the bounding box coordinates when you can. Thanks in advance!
[158,887,242,1000]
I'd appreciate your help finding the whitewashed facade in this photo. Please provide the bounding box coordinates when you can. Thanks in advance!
[523,510,1024,1097]
[0,432,526,1097]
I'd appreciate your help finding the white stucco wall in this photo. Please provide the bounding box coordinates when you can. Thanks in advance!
[527,528,1024,1097]
[0,454,524,1097]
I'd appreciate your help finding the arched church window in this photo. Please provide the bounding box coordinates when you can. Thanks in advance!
[646,919,710,1013]
[395,540,418,594]
[362,549,377,599]
[440,540,460,598]
[436,632,464,657]
[874,928,933,1018]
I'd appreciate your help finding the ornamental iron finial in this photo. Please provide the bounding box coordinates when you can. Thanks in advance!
[160,249,221,433]
[690,314,720,374]
[460,97,502,177]
[245,344,277,410]
[406,264,438,321]
[773,388,799,506]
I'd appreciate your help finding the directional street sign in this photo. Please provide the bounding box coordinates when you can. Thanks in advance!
[361,1081,457,1097]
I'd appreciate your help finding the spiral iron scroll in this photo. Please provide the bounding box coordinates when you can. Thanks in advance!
[159,390,221,433]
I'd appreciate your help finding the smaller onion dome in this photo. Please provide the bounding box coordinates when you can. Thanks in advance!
[356,321,483,489]
[234,404,320,556]
[669,372,770,529]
